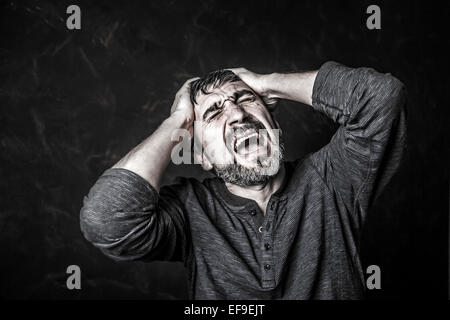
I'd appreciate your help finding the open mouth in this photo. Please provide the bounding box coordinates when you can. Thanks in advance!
[233,130,266,155]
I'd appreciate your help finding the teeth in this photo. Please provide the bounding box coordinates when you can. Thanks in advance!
[237,132,257,146]
[235,132,258,152]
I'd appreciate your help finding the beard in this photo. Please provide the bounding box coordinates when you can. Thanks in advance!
[213,136,285,187]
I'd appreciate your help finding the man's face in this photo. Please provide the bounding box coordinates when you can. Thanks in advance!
[193,80,283,186]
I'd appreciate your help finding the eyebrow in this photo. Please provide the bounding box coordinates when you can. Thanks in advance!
[202,89,255,121]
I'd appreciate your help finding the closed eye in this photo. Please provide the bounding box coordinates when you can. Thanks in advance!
[209,110,221,120]
[237,92,256,105]
[203,102,222,121]
[238,96,255,104]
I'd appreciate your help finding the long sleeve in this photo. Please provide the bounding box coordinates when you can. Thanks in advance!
[79,168,190,262]
[309,61,407,228]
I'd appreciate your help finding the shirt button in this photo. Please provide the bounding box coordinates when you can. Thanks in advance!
[264,243,271,250]
[258,226,263,233]
[264,264,271,271]
[270,202,275,210]
[249,210,256,216]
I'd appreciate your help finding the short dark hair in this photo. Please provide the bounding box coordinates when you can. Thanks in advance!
[189,70,241,106]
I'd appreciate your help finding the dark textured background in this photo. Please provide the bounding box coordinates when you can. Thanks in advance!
[0,0,448,299]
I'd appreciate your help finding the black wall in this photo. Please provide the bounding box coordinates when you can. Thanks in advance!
[1,0,448,299]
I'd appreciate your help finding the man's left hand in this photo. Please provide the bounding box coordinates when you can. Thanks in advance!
[228,67,279,110]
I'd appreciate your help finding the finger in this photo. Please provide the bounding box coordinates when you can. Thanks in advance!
[263,96,279,109]
[183,77,200,88]
[225,67,246,75]
[176,77,200,96]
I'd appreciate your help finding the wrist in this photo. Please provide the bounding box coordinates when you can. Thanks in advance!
[263,73,284,99]
[263,71,318,105]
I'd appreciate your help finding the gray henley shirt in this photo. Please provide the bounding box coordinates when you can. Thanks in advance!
[80,61,407,299]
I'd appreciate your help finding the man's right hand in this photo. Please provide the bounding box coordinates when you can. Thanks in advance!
[112,77,199,190]
[170,77,199,135]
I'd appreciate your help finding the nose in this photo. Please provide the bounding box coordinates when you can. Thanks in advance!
[224,100,246,126]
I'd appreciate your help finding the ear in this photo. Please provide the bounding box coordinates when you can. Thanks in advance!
[202,158,213,171]
[274,119,283,137]
[192,126,213,171]
[194,146,213,171]
[268,112,283,137]
[200,154,213,171]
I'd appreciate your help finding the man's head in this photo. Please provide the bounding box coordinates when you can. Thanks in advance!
[189,69,284,187]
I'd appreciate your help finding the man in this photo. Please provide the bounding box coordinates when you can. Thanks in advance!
[80,61,407,299]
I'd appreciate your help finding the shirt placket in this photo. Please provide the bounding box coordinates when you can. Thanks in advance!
[260,199,277,288]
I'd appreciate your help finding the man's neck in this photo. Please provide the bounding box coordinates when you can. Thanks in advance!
[225,164,286,215]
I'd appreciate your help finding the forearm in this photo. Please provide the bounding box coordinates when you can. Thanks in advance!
[265,70,318,106]
[309,61,406,217]
[81,112,191,261]
[113,112,191,191]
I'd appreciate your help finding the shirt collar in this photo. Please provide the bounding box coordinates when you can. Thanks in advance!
[211,161,292,211]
